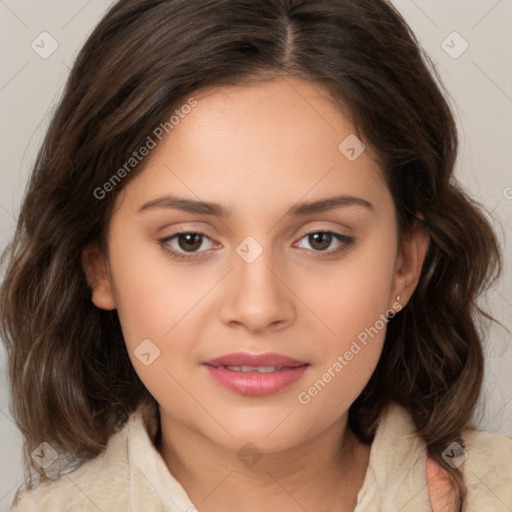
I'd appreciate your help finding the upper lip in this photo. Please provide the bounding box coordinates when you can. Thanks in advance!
[203,352,309,368]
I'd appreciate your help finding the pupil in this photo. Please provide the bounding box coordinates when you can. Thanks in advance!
[178,233,202,252]
[310,232,331,251]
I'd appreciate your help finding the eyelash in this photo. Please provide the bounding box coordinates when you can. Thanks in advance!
[159,230,355,262]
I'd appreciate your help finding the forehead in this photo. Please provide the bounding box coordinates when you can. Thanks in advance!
[116,77,390,218]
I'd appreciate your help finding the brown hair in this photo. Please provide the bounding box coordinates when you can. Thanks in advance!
[0,0,501,508]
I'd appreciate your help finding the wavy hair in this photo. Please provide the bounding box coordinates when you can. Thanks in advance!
[0,0,501,508]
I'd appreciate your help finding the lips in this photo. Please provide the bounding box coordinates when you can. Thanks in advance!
[202,352,310,396]
[203,352,308,368]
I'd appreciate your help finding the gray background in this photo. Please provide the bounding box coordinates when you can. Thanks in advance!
[0,0,511,509]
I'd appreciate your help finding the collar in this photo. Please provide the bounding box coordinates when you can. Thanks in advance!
[126,400,430,511]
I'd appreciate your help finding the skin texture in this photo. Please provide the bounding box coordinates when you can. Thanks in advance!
[84,77,436,511]
[427,458,463,512]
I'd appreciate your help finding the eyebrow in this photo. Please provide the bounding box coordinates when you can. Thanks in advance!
[137,194,374,217]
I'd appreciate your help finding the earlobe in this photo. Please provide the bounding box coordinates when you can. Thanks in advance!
[391,220,430,307]
[82,242,117,310]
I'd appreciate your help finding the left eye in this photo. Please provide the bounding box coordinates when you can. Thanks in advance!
[294,231,351,253]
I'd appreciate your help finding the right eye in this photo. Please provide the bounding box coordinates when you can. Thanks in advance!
[160,232,218,261]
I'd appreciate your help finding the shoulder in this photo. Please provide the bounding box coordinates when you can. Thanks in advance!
[462,427,512,509]
[360,403,512,510]
[11,418,133,511]
[463,425,512,463]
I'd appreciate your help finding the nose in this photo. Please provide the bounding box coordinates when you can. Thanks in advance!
[219,247,296,334]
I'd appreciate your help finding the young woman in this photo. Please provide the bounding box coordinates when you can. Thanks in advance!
[1,0,511,511]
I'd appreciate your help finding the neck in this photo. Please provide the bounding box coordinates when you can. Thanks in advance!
[157,409,371,512]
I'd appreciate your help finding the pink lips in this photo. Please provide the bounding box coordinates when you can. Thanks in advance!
[202,352,310,396]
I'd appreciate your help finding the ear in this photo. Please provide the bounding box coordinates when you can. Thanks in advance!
[82,242,117,310]
[390,218,430,308]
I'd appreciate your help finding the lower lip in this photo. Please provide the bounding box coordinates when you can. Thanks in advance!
[203,364,310,396]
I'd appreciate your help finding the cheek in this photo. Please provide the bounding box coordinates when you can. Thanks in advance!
[108,232,217,346]
[106,233,223,405]
[292,234,397,421]
[299,231,397,348]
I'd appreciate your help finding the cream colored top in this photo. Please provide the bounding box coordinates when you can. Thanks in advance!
[11,402,512,511]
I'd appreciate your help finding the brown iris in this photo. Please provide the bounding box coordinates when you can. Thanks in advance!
[177,233,203,252]
[308,232,332,251]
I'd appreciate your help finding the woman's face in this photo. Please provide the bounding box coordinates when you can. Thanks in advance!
[87,77,426,453]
